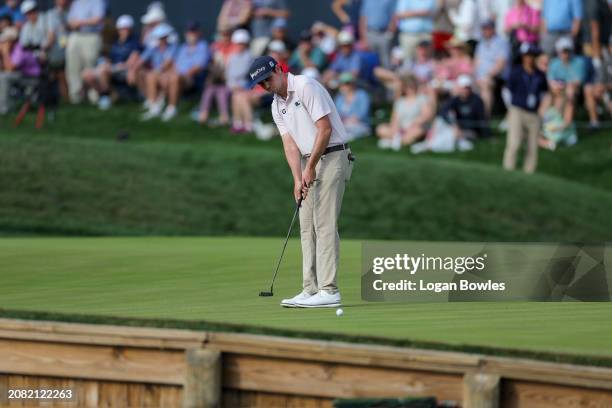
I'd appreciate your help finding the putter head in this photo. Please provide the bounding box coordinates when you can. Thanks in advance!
[259,291,274,297]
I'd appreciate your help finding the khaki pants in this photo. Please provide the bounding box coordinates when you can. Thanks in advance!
[503,106,540,173]
[66,32,101,103]
[300,149,353,295]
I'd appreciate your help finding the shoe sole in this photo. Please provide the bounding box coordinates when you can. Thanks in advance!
[294,302,341,308]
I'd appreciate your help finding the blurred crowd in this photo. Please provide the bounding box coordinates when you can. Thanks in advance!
[0,0,610,172]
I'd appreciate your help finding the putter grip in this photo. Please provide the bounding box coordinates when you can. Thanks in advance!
[297,196,303,208]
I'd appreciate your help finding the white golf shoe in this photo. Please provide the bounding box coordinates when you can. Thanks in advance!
[281,291,314,308]
[295,290,341,308]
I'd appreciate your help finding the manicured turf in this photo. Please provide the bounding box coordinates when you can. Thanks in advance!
[1,237,611,361]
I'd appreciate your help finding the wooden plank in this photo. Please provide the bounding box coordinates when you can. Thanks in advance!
[222,353,463,401]
[98,382,128,407]
[502,379,612,408]
[160,385,183,408]
[463,372,500,408]
[206,332,480,374]
[0,339,186,385]
[483,356,612,391]
[182,349,221,408]
[0,319,207,350]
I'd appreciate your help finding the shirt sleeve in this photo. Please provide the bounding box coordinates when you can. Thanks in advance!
[571,0,583,19]
[301,80,333,123]
[354,91,371,123]
[271,100,289,136]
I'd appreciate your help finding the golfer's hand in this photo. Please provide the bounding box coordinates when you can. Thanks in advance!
[302,166,316,198]
[294,180,302,202]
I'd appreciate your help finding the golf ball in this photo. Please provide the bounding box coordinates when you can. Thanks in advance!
[336,308,343,317]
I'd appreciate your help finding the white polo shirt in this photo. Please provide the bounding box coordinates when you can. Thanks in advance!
[271,73,348,155]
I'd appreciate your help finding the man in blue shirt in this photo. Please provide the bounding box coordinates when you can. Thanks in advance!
[0,0,25,28]
[503,43,548,174]
[82,15,141,110]
[138,23,179,121]
[65,0,105,103]
[158,21,209,121]
[541,0,582,55]
[547,37,586,101]
[394,0,436,62]
[474,20,509,116]
[322,31,361,89]
[359,0,396,68]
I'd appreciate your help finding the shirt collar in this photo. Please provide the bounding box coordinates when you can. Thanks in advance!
[287,72,295,94]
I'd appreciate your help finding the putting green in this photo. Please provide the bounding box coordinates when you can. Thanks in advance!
[1,237,611,360]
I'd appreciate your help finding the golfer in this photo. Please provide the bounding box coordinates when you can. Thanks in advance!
[248,56,354,308]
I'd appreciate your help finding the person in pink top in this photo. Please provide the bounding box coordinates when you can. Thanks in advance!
[505,0,541,44]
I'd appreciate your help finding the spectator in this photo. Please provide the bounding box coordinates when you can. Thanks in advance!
[46,0,70,67]
[140,4,178,49]
[310,21,339,57]
[439,75,489,141]
[539,80,577,150]
[65,0,105,103]
[250,0,289,57]
[540,0,582,56]
[322,30,361,89]
[504,0,541,48]
[583,56,609,129]
[19,0,50,50]
[139,23,179,120]
[0,26,38,113]
[547,37,586,102]
[377,74,433,150]
[358,0,396,68]
[479,0,513,39]
[267,39,289,69]
[332,0,362,37]
[217,0,252,32]
[503,43,548,173]
[433,37,474,92]
[0,0,24,28]
[225,28,253,132]
[334,72,371,140]
[432,0,454,56]
[375,42,435,99]
[394,0,436,62]
[0,26,40,76]
[580,0,611,64]
[448,0,481,52]
[474,19,509,115]
[288,30,326,74]
[196,27,237,126]
[156,21,209,122]
[82,15,141,110]
[269,18,294,52]
[0,13,12,34]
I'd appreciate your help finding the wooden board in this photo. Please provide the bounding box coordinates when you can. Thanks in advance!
[222,353,463,402]
[502,379,612,408]
[0,339,186,385]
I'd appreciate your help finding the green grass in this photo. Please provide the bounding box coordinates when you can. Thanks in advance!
[0,104,611,240]
[0,237,611,366]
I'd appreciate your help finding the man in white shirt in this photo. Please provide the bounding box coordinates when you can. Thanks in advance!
[248,56,354,308]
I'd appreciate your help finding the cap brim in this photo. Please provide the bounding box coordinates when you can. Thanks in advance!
[248,70,273,89]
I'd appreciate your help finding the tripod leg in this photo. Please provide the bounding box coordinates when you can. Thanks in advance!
[36,104,46,129]
[14,101,31,127]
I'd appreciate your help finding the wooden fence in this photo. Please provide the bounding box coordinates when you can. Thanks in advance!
[0,318,611,407]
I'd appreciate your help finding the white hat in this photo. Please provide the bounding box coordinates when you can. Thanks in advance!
[456,74,472,88]
[555,37,573,53]
[268,40,286,53]
[20,0,37,14]
[151,22,173,39]
[337,30,354,45]
[141,6,165,24]
[116,15,134,30]
[231,29,250,44]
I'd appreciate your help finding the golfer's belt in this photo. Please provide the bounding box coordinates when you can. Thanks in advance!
[302,143,350,159]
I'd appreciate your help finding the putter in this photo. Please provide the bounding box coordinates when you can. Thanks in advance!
[259,196,303,297]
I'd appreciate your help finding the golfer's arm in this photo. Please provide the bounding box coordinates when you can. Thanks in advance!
[281,134,302,183]
[305,115,332,171]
